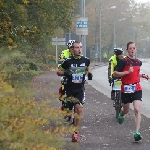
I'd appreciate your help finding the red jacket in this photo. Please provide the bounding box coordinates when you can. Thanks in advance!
[121,57,142,92]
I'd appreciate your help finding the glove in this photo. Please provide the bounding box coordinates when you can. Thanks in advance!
[108,77,113,84]
[64,69,72,78]
[88,73,93,80]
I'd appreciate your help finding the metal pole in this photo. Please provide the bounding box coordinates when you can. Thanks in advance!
[83,0,85,17]
[80,0,83,55]
[69,32,71,40]
[84,36,86,56]
[113,20,116,48]
[56,37,58,64]
[99,4,102,63]
[83,0,86,56]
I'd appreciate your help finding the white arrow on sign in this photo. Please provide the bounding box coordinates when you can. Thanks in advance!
[52,42,65,45]
[52,38,65,42]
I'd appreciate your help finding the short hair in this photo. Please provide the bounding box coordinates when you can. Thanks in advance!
[126,41,135,49]
[72,41,81,48]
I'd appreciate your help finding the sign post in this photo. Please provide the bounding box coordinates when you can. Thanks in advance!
[76,17,88,56]
[52,37,65,64]
[76,17,88,35]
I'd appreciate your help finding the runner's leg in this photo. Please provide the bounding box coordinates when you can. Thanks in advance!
[118,103,129,124]
[72,103,82,142]
[121,103,130,114]
[133,100,141,131]
[74,104,82,128]
[133,100,142,141]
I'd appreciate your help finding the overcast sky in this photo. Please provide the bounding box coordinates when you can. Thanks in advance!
[135,0,149,3]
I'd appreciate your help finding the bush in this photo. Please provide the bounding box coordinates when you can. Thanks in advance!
[0,79,74,149]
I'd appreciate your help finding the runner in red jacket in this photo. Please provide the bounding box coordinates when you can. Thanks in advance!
[113,41,149,141]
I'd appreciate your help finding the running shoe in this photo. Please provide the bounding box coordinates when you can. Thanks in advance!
[118,112,125,124]
[72,132,80,142]
[134,131,142,141]
[66,116,71,122]
[64,116,71,121]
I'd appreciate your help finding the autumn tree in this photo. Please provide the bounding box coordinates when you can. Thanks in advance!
[0,0,79,149]
[84,0,150,58]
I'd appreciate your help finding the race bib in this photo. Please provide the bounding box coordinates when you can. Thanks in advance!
[112,80,122,90]
[124,84,136,93]
[72,74,83,83]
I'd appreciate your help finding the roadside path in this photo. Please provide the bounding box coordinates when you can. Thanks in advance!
[33,66,150,150]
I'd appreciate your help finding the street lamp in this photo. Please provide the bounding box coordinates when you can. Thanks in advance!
[99,5,116,63]
[113,18,126,48]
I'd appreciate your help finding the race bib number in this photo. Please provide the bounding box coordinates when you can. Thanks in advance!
[112,80,122,90]
[124,84,136,93]
[72,74,83,83]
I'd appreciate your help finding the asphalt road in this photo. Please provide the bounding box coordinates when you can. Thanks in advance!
[33,63,150,150]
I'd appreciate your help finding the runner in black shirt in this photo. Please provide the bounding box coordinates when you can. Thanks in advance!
[57,41,92,142]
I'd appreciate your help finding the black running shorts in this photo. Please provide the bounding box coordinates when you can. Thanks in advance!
[121,90,142,104]
[65,90,84,110]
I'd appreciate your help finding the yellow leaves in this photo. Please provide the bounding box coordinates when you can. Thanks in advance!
[53,127,59,133]
[53,126,73,135]
[0,77,14,97]
[49,147,57,150]
[8,46,12,50]
[39,103,46,107]
[34,118,48,125]
[0,77,69,149]
[0,34,4,38]
[0,99,9,104]
[0,1,5,7]
[42,119,47,124]
[0,76,4,82]
[44,129,50,134]
[50,30,54,35]
[34,118,41,123]
[24,32,29,36]
[8,38,13,44]
[33,144,56,150]
[7,37,16,50]
[20,26,25,32]
[22,0,29,4]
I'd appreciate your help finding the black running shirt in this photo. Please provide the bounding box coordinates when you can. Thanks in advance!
[59,55,90,92]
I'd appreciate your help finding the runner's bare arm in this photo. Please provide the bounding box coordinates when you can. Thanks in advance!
[113,67,133,77]
[86,67,91,74]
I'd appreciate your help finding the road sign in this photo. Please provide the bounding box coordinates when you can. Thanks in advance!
[52,37,65,45]
[52,42,65,45]
[52,38,65,42]
[76,17,88,35]
[52,37,66,64]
